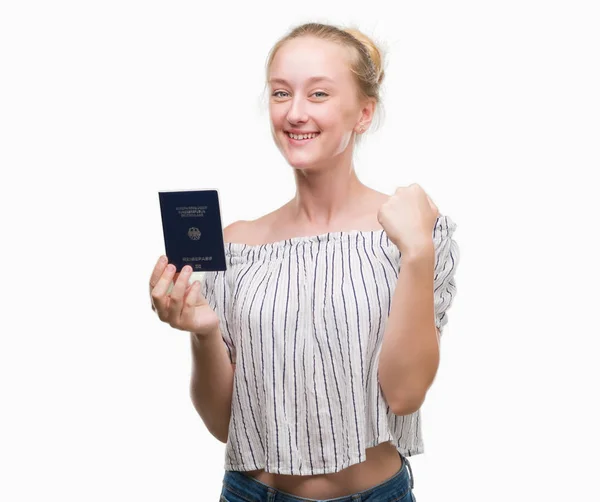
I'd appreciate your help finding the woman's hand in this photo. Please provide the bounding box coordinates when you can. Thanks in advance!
[377,183,440,256]
[149,256,220,337]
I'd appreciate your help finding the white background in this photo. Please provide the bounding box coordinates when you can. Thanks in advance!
[1,1,598,501]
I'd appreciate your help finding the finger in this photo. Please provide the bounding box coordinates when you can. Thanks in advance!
[179,280,203,328]
[183,272,206,304]
[149,255,168,292]
[184,280,202,309]
[151,262,177,319]
[167,265,193,322]
[182,279,199,305]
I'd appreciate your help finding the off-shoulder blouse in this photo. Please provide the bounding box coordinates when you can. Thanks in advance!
[200,215,459,475]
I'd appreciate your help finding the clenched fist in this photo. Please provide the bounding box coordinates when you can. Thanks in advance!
[377,183,440,255]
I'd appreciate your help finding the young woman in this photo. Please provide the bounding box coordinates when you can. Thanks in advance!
[150,22,459,502]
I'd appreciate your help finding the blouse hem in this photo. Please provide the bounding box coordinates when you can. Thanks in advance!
[223,438,424,475]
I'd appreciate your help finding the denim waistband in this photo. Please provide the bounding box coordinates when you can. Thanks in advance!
[221,451,414,502]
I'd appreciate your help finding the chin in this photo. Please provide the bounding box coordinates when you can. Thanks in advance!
[277,148,316,169]
[288,157,326,171]
[287,158,313,169]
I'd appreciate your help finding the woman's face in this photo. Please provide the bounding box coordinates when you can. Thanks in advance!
[268,36,365,170]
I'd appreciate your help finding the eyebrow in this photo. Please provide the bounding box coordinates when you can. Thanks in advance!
[268,76,335,85]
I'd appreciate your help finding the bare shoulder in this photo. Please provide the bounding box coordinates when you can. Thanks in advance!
[222,211,280,246]
[222,220,251,244]
[223,218,275,246]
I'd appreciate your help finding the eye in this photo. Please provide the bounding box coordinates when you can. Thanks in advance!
[271,91,329,98]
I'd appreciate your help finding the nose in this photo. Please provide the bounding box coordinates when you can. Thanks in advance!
[286,96,309,125]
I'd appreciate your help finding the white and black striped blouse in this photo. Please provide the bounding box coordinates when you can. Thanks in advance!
[200,214,459,475]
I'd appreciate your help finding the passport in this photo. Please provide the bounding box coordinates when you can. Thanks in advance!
[157,189,227,277]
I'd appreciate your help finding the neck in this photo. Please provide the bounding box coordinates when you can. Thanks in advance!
[288,167,371,228]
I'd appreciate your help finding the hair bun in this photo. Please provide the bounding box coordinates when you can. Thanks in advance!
[343,28,385,85]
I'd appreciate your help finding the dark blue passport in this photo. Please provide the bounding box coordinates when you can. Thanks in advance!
[158,189,227,273]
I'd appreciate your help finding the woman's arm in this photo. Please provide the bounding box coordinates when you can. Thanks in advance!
[188,221,243,442]
[189,328,235,443]
[378,244,439,416]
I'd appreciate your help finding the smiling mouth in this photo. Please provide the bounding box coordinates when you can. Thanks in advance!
[286,131,321,141]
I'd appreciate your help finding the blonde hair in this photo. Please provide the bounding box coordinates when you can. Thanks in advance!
[263,22,387,147]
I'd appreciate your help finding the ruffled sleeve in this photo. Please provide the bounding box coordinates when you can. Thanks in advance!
[432,215,460,337]
[200,270,237,364]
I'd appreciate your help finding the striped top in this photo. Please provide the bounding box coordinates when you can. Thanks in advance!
[201,214,459,475]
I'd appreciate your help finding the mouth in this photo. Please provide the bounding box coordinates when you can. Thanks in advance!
[285,131,321,145]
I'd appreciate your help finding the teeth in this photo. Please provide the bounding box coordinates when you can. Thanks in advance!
[287,132,319,140]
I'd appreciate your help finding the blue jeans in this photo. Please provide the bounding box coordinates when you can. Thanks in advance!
[220,452,416,502]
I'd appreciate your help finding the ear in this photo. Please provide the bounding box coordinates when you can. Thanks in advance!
[357,96,376,130]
